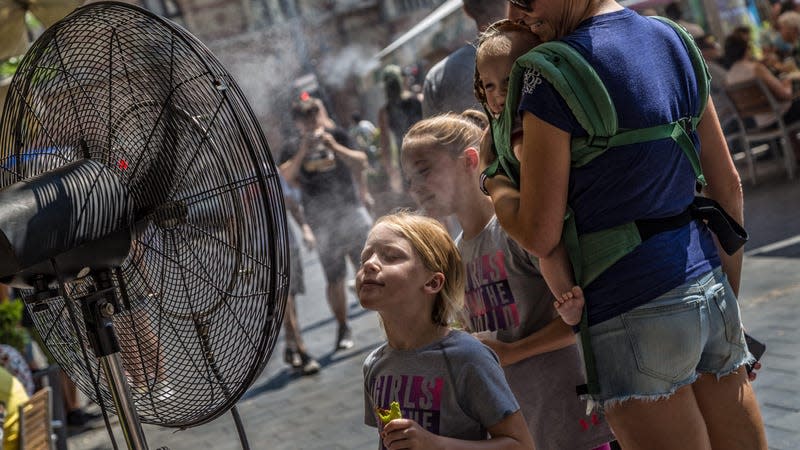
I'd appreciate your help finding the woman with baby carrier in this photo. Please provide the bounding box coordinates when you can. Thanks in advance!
[479,1,768,448]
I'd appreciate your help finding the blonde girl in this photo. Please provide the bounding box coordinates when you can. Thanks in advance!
[358,211,533,450]
[401,112,614,449]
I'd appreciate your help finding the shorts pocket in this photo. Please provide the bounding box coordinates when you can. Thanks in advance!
[622,297,703,383]
[707,281,746,348]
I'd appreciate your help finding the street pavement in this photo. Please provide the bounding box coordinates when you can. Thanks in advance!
[68,161,800,450]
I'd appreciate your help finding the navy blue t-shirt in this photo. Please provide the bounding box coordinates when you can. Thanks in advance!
[518,9,720,326]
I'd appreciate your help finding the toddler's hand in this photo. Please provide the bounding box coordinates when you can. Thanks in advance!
[747,361,761,382]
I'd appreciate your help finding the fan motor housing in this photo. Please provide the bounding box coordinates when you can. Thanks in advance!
[0,158,132,287]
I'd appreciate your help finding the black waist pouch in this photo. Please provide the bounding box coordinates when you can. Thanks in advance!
[690,196,749,255]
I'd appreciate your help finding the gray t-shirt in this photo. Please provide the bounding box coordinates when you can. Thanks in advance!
[363,330,519,448]
[422,44,482,118]
[458,216,615,449]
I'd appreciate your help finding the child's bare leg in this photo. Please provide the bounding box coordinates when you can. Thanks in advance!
[554,286,584,326]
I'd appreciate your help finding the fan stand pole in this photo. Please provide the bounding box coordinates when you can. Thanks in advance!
[81,270,150,450]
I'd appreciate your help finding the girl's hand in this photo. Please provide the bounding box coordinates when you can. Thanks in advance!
[474,333,516,367]
[381,419,441,450]
[479,126,497,174]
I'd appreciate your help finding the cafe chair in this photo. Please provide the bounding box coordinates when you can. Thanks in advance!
[17,387,54,450]
[712,90,756,184]
[725,79,799,181]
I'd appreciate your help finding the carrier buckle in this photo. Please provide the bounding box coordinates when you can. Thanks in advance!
[586,135,610,149]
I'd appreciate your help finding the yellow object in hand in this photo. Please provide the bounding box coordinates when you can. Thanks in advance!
[376,401,403,424]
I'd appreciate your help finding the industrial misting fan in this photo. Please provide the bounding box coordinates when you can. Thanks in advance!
[0,2,289,449]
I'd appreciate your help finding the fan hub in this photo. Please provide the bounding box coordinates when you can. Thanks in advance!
[152,201,188,229]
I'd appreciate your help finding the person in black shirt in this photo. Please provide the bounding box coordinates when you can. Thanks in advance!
[280,95,372,351]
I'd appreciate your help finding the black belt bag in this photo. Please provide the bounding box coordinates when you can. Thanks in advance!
[632,196,748,255]
[690,196,749,255]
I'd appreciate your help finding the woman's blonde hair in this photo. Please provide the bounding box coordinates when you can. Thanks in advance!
[374,211,464,326]
[473,19,540,107]
[402,110,486,159]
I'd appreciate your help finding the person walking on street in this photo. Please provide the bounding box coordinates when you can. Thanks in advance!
[280,95,372,351]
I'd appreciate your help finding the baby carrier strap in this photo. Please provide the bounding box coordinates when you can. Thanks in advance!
[485,17,709,187]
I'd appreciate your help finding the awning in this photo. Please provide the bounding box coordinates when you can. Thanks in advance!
[375,0,463,60]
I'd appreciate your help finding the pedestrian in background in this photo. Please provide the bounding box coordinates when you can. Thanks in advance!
[374,65,420,218]
[279,176,321,376]
[280,95,371,351]
[421,1,507,118]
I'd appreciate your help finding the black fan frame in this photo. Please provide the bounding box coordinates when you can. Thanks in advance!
[0,1,290,428]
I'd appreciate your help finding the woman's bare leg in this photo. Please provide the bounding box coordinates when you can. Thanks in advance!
[692,369,768,449]
[604,384,712,450]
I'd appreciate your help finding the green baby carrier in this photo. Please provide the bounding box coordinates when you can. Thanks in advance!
[482,17,748,396]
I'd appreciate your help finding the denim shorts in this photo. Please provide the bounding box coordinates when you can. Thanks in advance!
[581,267,753,410]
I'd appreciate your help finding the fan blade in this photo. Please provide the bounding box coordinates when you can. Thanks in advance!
[132,106,181,218]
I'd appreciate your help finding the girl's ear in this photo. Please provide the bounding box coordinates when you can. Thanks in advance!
[423,272,445,294]
[463,147,480,170]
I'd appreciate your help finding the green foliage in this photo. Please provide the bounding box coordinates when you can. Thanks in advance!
[0,57,20,78]
[0,300,27,354]
[25,11,42,31]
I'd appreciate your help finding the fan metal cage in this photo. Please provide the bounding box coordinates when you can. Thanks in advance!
[0,1,289,428]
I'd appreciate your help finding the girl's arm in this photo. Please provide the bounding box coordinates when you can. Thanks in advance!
[484,112,572,258]
[477,317,574,367]
[697,97,745,295]
[381,411,534,450]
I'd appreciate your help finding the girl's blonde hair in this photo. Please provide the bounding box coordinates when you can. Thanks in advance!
[473,19,541,107]
[401,110,486,159]
[374,211,464,326]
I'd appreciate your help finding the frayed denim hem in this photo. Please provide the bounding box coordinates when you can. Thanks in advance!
[702,352,756,380]
[581,373,699,415]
